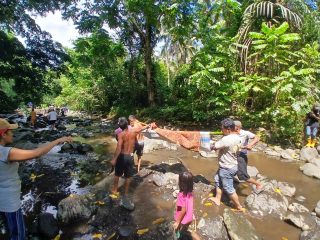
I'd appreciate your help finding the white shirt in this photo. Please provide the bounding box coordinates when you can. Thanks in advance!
[47,111,58,121]
[239,129,256,154]
[215,134,241,169]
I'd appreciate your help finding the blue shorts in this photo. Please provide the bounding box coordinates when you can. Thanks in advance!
[214,166,238,195]
[0,208,26,240]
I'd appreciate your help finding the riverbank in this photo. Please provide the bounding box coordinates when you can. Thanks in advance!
[0,113,319,240]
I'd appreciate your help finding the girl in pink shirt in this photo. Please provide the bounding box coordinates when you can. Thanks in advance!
[173,172,201,240]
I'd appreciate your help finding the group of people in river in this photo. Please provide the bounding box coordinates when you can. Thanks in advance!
[0,103,319,240]
[29,106,68,130]
[111,116,261,239]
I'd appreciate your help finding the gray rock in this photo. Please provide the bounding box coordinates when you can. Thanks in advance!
[118,226,135,237]
[300,147,319,162]
[277,181,296,197]
[315,200,320,217]
[38,213,59,238]
[247,166,259,177]
[300,163,320,179]
[245,182,289,218]
[57,194,96,224]
[152,172,178,187]
[288,203,309,213]
[281,149,298,161]
[198,216,229,240]
[223,208,262,240]
[13,141,38,150]
[300,227,320,240]
[264,148,281,157]
[308,158,320,168]
[56,124,67,131]
[285,212,317,231]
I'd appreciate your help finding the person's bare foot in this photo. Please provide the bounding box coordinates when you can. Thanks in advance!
[231,206,246,213]
[256,183,262,190]
[208,197,221,206]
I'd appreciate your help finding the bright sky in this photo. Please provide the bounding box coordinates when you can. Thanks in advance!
[34,11,80,48]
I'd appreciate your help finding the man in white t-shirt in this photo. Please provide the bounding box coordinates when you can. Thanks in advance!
[234,121,262,191]
[209,118,243,211]
[47,109,58,130]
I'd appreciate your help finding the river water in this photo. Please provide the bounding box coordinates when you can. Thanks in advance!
[84,132,320,240]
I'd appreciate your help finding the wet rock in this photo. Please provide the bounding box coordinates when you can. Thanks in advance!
[136,168,153,178]
[300,226,320,240]
[281,149,298,161]
[38,213,59,238]
[120,197,135,211]
[118,226,135,238]
[307,158,320,167]
[264,148,281,157]
[76,119,92,127]
[300,147,319,162]
[223,208,262,240]
[247,166,259,177]
[81,132,94,138]
[300,163,320,179]
[288,203,309,213]
[245,181,289,218]
[77,143,94,154]
[57,194,97,225]
[143,137,179,153]
[13,129,34,142]
[56,124,67,131]
[198,216,229,240]
[152,172,178,187]
[285,212,317,231]
[35,120,48,128]
[199,150,218,158]
[13,141,38,149]
[277,181,296,197]
[252,143,268,152]
[315,200,320,217]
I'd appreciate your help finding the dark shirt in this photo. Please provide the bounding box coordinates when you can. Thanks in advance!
[306,111,320,128]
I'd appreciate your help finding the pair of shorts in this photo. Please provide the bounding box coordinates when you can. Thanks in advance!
[214,166,238,195]
[134,141,144,157]
[115,153,134,178]
[49,120,56,125]
[0,208,26,240]
[237,153,250,181]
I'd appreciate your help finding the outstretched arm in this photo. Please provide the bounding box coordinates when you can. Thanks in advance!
[9,136,72,161]
[246,135,260,150]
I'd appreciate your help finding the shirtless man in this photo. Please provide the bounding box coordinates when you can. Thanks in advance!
[111,117,151,209]
[129,115,145,172]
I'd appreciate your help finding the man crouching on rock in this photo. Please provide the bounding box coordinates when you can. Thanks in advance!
[111,117,151,210]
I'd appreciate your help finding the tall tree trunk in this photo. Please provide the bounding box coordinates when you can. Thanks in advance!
[144,23,155,106]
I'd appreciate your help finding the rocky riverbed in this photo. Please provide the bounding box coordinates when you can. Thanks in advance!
[0,114,319,240]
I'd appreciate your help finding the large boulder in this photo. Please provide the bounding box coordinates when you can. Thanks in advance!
[197,216,229,240]
[245,181,291,218]
[247,166,259,178]
[315,200,320,217]
[300,227,320,240]
[152,172,178,187]
[264,148,281,157]
[300,163,320,179]
[38,213,59,238]
[223,208,262,240]
[300,147,319,162]
[284,212,317,231]
[57,194,96,225]
[143,137,178,153]
[281,149,298,161]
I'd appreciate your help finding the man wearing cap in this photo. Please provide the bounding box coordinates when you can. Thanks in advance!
[0,119,72,240]
[234,120,262,191]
